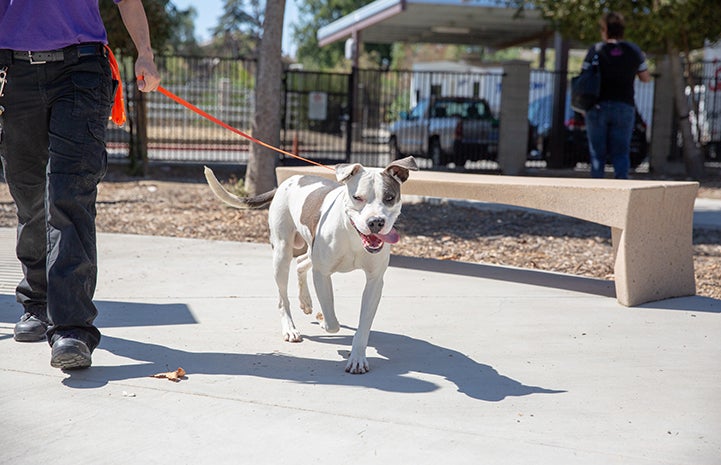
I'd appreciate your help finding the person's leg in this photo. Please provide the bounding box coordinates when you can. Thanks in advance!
[44,57,113,365]
[584,105,608,178]
[607,103,635,179]
[0,62,52,341]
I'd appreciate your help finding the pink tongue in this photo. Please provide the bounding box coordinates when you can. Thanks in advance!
[375,228,400,244]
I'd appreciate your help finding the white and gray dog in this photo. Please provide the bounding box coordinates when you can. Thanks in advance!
[204,156,417,373]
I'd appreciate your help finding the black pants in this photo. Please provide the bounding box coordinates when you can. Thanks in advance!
[0,49,114,350]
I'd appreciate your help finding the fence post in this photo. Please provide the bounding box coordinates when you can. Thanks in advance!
[126,70,149,176]
[138,89,149,176]
[345,67,356,163]
[649,56,677,175]
[548,33,570,169]
[499,60,530,175]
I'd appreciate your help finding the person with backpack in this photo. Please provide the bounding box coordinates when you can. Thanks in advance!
[582,11,651,178]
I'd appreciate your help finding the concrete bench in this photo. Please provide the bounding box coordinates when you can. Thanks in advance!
[276,166,699,306]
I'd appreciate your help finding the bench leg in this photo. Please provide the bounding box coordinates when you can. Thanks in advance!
[611,189,696,306]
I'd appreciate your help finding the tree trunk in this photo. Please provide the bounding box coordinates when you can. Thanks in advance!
[245,0,286,195]
[667,45,705,179]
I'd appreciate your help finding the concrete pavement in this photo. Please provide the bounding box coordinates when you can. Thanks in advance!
[0,210,720,464]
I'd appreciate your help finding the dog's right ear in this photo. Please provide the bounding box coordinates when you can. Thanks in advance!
[335,163,363,183]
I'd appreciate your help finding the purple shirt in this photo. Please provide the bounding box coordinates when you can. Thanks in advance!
[0,0,120,50]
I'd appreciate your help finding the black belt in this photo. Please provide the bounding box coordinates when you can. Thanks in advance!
[10,43,106,64]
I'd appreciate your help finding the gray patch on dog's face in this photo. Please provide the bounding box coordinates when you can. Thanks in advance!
[300,182,336,239]
[380,172,402,207]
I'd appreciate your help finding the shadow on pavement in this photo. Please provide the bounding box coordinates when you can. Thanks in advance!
[2,294,564,401]
[390,254,616,298]
[63,329,565,402]
[391,255,721,313]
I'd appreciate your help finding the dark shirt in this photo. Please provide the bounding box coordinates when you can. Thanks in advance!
[583,41,648,106]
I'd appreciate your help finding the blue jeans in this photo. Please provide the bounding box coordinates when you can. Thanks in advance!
[584,101,635,179]
[0,49,114,350]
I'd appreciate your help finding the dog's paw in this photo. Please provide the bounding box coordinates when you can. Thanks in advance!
[345,356,369,374]
[300,299,313,315]
[281,321,302,342]
[283,330,302,343]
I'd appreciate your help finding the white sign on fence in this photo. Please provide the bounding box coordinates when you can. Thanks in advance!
[308,91,328,120]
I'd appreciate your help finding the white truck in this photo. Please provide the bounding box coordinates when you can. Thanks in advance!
[388,96,499,167]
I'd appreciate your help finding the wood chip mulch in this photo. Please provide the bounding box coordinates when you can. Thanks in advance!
[0,165,718,300]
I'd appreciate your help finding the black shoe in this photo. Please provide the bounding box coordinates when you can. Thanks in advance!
[14,313,49,342]
[50,337,92,370]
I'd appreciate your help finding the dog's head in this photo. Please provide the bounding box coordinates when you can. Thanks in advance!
[335,156,418,254]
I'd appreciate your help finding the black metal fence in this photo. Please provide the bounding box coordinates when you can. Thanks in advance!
[280,67,506,167]
[109,53,720,169]
[108,54,258,162]
[684,60,721,160]
[281,69,349,163]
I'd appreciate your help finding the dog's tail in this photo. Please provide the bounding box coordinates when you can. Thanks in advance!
[204,166,276,209]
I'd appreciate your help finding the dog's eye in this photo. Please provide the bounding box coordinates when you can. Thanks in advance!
[384,194,396,202]
[352,195,364,202]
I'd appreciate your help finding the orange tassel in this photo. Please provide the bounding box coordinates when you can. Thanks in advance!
[104,45,126,126]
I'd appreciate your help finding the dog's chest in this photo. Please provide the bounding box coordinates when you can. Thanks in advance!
[298,183,338,241]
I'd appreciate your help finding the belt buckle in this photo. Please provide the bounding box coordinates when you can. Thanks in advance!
[27,51,47,65]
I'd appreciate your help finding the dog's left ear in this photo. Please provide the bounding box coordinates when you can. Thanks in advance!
[335,163,363,183]
[384,156,418,184]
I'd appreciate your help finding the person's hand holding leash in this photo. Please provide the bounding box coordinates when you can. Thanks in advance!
[117,0,159,92]
[135,56,160,92]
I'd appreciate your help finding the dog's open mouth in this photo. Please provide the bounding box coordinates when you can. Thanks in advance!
[351,221,399,253]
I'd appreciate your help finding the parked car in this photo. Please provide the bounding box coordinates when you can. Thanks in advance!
[388,97,499,167]
[528,94,649,168]
[527,94,572,160]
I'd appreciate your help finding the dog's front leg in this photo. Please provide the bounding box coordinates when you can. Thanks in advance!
[346,274,384,374]
[312,270,340,333]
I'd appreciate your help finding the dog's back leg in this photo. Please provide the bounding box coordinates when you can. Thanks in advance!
[312,270,340,334]
[296,251,313,315]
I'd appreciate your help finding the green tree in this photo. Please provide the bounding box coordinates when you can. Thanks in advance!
[100,0,178,53]
[207,0,264,57]
[293,0,391,69]
[167,5,203,54]
[526,0,721,178]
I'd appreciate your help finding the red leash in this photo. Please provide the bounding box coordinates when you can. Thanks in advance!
[157,85,333,171]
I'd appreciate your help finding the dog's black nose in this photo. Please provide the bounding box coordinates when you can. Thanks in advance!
[367,217,385,234]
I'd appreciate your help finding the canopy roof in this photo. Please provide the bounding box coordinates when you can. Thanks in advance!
[317,0,553,49]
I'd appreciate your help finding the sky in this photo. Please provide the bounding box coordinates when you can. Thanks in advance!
[170,0,300,56]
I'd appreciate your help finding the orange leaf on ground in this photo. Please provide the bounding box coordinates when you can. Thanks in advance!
[152,367,187,382]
